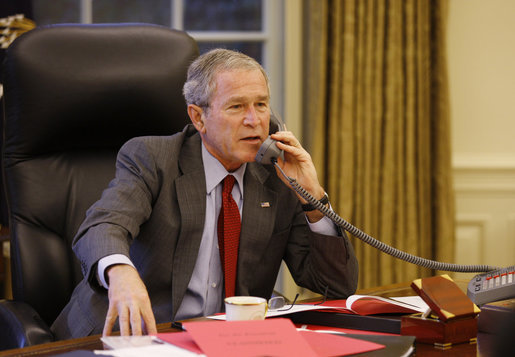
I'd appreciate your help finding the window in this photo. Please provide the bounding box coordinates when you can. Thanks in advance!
[31,0,285,115]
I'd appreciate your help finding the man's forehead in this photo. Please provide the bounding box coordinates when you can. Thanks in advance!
[213,68,267,85]
[213,69,269,101]
[225,94,270,103]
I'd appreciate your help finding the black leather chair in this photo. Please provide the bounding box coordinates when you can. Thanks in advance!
[0,23,198,350]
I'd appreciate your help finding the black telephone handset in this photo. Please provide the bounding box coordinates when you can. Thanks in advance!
[255,112,285,164]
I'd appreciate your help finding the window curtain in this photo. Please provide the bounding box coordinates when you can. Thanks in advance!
[302,0,454,289]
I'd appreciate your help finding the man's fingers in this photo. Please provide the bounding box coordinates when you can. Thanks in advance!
[118,305,131,336]
[102,306,118,337]
[141,304,157,335]
[104,264,157,336]
[102,303,153,337]
[129,303,143,336]
[276,140,299,153]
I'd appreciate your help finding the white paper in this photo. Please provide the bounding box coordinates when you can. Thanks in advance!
[95,344,204,357]
[208,295,429,320]
[97,336,205,357]
[208,304,336,320]
[346,295,429,313]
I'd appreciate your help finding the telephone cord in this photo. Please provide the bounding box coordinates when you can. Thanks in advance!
[273,162,499,273]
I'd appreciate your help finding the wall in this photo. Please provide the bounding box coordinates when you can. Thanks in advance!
[447,0,515,279]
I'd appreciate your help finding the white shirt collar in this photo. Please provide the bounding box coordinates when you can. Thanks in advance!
[201,142,246,197]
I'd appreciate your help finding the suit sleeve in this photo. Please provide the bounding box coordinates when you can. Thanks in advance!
[283,202,359,299]
[72,138,160,283]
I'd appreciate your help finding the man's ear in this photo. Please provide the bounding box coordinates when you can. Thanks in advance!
[187,104,206,133]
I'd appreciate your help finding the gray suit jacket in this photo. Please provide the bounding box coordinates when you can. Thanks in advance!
[51,125,358,339]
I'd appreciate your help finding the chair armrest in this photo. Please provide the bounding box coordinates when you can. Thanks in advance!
[0,299,54,350]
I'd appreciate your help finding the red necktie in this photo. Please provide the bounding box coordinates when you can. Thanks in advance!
[217,175,241,297]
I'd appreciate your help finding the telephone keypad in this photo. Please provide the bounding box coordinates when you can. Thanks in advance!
[467,266,515,305]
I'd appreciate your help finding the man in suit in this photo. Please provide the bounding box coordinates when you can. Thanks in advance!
[51,49,358,339]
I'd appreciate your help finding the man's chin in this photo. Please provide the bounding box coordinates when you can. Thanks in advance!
[237,144,261,161]
[242,151,260,164]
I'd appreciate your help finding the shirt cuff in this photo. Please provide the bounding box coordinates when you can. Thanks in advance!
[306,203,339,236]
[307,216,339,236]
[306,199,340,236]
[97,254,135,289]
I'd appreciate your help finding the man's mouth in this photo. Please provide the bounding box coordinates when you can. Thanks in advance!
[241,136,262,144]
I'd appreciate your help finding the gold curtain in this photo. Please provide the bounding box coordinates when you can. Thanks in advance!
[303,0,455,289]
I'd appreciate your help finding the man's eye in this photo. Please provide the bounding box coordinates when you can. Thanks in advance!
[256,103,268,111]
[231,104,242,110]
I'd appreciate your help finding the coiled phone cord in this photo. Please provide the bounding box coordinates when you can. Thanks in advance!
[273,161,498,273]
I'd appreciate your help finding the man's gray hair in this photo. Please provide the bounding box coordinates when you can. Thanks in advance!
[183,48,270,108]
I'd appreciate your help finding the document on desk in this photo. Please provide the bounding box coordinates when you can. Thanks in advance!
[323,295,430,315]
[208,304,335,320]
[178,318,384,357]
[97,319,385,356]
[95,343,203,356]
[183,318,317,357]
[208,295,429,321]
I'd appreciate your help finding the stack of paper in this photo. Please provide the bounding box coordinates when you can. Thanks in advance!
[100,318,385,357]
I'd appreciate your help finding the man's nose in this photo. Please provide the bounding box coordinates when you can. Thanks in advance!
[243,107,260,126]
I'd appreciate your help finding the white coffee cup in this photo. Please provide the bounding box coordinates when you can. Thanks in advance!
[224,296,268,321]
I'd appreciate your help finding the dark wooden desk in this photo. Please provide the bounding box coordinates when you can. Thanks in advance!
[0,280,482,356]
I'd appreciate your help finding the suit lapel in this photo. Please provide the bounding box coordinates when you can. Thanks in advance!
[170,134,279,309]
[172,133,206,317]
[237,163,278,295]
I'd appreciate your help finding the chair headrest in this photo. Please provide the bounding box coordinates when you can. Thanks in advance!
[2,23,199,157]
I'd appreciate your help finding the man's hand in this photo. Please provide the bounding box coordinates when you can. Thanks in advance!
[270,131,327,222]
[103,264,157,337]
